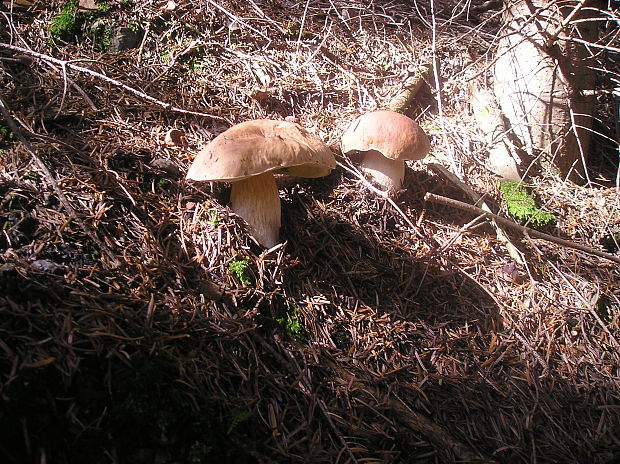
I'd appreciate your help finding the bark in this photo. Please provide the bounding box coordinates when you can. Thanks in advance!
[493,0,597,181]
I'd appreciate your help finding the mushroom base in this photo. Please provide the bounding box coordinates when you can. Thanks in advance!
[230,172,281,248]
[360,150,405,193]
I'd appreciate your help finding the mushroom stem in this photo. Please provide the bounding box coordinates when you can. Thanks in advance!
[230,171,281,248]
[360,150,405,192]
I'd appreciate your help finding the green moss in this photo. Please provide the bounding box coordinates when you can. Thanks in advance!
[95,1,112,13]
[49,1,79,41]
[276,306,304,339]
[23,171,41,182]
[157,178,171,190]
[160,50,172,62]
[499,181,555,228]
[595,296,613,324]
[50,0,115,44]
[91,21,112,51]
[227,409,253,434]
[228,258,254,286]
[207,208,222,227]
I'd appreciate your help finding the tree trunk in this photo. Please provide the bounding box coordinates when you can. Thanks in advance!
[493,0,597,182]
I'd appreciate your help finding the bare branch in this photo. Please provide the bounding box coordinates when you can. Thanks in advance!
[0,42,227,120]
[0,97,122,269]
[425,192,620,265]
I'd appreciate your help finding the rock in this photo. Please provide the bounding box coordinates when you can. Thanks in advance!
[149,158,182,178]
[162,0,177,12]
[30,259,66,274]
[110,27,143,52]
[78,0,99,11]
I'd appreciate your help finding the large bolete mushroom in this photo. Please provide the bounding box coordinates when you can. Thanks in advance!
[186,119,335,248]
[340,110,430,192]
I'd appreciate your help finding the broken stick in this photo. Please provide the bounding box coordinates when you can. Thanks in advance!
[425,192,620,265]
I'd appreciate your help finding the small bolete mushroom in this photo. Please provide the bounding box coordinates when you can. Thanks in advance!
[186,119,335,248]
[164,128,187,147]
[340,110,430,192]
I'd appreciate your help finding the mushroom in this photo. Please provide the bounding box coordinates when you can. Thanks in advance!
[164,128,187,147]
[340,110,430,192]
[186,119,335,248]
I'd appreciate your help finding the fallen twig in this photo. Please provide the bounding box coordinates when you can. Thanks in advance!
[386,63,432,114]
[0,97,122,269]
[0,42,226,120]
[424,192,620,265]
[205,0,269,40]
[325,359,492,463]
[545,0,590,48]
[428,162,526,265]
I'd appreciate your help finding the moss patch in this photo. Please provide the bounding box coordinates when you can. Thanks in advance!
[49,1,80,41]
[228,257,254,286]
[499,181,556,228]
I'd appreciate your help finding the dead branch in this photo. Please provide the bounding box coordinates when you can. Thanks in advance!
[205,0,269,40]
[545,0,590,48]
[424,192,620,265]
[0,97,122,269]
[428,162,526,264]
[386,63,432,114]
[0,42,227,120]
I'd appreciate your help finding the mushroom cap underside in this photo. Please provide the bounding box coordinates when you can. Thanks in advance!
[187,119,336,182]
[340,110,430,161]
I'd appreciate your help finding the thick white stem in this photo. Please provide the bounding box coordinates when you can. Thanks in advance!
[360,150,405,192]
[230,172,281,248]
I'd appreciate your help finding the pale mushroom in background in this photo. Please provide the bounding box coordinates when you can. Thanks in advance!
[163,0,177,12]
[340,110,431,192]
[186,119,335,248]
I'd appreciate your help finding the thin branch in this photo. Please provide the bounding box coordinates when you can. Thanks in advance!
[0,42,226,120]
[386,63,432,114]
[424,192,620,265]
[0,97,122,269]
[427,162,526,265]
[545,0,590,48]
[430,0,460,176]
[205,0,269,40]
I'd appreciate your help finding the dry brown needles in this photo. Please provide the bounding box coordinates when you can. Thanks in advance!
[1,1,619,463]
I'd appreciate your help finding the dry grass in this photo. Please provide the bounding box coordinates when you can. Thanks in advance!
[1,1,619,463]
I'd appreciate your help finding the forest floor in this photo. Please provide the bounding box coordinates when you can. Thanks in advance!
[1,1,619,463]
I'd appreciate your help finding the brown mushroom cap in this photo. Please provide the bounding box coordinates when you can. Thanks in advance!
[164,128,186,147]
[340,110,430,161]
[186,119,335,248]
[186,119,335,182]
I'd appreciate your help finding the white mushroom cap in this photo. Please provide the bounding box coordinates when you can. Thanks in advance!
[341,110,430,192]
[187,119,335,247]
